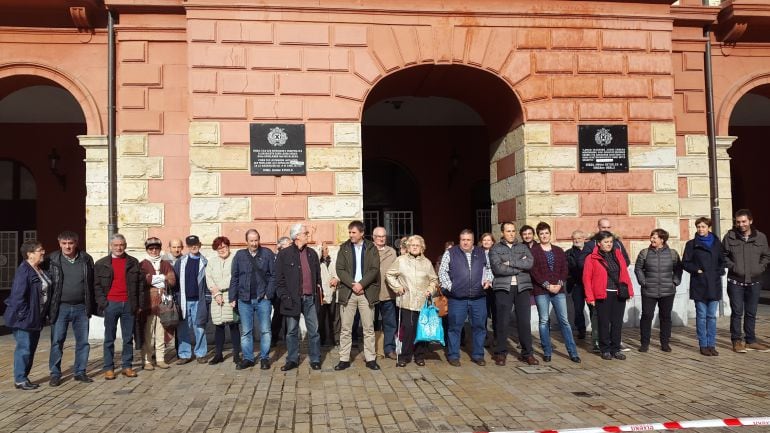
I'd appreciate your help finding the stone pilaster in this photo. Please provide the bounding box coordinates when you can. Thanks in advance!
[78,135,109,258]
[716,136,737,238]
[307,123,364,220]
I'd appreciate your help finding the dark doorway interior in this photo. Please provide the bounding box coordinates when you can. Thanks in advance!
[362,64,520,257]
[728,84,770,296]
[0,78,86,313]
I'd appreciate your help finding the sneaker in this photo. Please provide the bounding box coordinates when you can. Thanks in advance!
[619,342,631,352]
[733,340,748,353]
[746,342,770,352]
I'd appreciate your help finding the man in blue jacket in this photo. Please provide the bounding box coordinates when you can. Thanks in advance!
[173,235,209,365]
[229,229,276,370]
[439,229,492,367]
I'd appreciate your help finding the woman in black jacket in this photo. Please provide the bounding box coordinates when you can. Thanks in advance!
[634,228,683,353]
[682,217,726,356]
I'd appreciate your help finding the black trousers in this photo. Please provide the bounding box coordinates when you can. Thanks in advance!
[639,294,675,346]
[494,287,534,357]
[318,303,336,346]
[271,297,286,343]
[214,323,241,358]
[485,289,496,339]
[596,290,625,354]
[398,309,427,362]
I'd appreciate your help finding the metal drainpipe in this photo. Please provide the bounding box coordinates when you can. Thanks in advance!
[704,24,721,237]
[107,9,118,240]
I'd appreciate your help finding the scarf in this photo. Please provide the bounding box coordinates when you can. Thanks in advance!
[144,253,163,273]
[697,232,714,249]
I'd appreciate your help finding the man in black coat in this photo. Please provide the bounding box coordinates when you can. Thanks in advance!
[93,233,143,380]
[275,223,323,371]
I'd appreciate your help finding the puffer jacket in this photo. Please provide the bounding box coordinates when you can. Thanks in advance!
[205,253,236,325]
[386,253,438,312]
[489,240,533,293]
[723,228,770,284]
[583,245,634,303]
[45,250,95,323]
[634,246,683,298]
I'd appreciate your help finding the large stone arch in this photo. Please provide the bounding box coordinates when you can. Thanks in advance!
[716,71,770,135]
[0,62,103,135]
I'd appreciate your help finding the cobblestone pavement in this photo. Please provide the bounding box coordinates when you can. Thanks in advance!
[1,307,770,433]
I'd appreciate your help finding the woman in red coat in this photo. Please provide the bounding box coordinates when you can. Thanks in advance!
[583,231,634,360]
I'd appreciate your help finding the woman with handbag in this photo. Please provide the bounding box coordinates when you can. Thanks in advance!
[4,240,48,390]
[205,236,241,365]
[634,228,683,353]
[583,231,634,360]
[386,235,439,367]
[140,237,176,369]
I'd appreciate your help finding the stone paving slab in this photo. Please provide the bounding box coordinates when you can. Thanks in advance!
[1,307,770,433]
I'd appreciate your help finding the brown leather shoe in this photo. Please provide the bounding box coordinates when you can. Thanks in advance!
[122,368,137,378]
[520,355,539,365]
[384,352,398,360]
[447,359,461,367]
[104,370,115,380]
[472,358,486,366]
[492,354,506,366]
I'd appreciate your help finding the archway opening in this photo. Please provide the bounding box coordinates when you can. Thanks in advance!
[0,76,87,296]
[362,64,522,257]
[727,84,770,232]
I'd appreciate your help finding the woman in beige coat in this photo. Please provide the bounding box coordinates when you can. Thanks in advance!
[205,236,241,365]
[386,235,439,367]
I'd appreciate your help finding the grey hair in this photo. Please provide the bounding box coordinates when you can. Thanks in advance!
[277,236,291,246]
[289,224,304,240]
[110,233,127,244]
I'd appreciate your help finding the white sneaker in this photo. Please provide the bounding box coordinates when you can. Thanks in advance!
[620,342,631,352]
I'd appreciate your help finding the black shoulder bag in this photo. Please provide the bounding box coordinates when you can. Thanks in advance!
[599,261,630,300]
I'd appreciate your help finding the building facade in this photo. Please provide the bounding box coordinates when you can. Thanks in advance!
[1,0,769,307]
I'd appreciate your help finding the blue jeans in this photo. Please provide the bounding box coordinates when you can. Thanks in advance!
[12,328,41,384]
[103,301,135,370]
[285,296,321,364]
[447,297,487,361]
[49,303,90,377]
[379,299,398,355]
[177,300,207,359]
[535,293,578,357]
[695,300,719,348]
[238,298,272,362]
[727,282,761,343]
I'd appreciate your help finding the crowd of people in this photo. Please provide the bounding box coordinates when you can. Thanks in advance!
[4,210,769,390]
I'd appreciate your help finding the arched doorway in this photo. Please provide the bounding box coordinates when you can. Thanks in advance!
[362,64,521,256]
[727,84,770,232]
[0,77,87,298]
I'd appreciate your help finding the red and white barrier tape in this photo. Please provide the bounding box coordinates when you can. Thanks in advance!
[472,417,770,433]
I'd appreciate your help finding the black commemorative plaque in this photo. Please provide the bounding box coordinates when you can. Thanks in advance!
[578,125,628,173]
[250,123,306,175]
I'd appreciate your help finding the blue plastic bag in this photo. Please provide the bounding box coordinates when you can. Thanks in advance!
[415,300,445,346]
